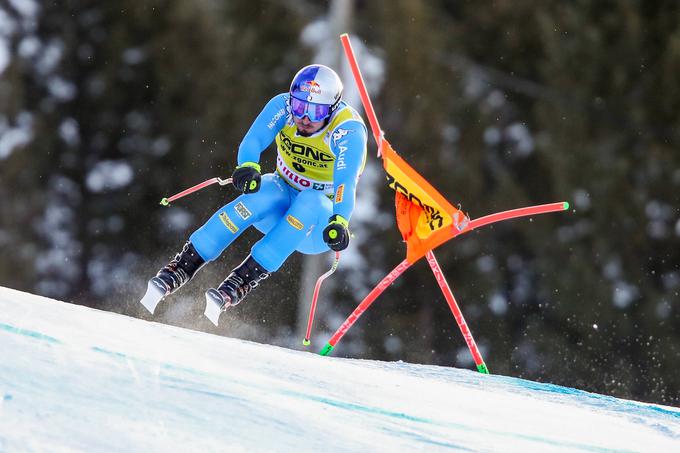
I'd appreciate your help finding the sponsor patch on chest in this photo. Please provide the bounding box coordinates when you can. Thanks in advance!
[332,127,352,144]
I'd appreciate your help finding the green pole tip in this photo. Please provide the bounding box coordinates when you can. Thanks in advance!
[302,339,310,346]
[160,198,169,206]
[319,343,334,356]
[477,363,490,374]
[563,201,570,210]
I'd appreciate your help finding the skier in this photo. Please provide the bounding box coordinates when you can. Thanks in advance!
[140,64,368,326]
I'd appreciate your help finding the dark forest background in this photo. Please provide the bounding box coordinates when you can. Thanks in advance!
[1,0,679,406]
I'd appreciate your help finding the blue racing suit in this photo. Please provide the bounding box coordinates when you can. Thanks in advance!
[189,93,368,272]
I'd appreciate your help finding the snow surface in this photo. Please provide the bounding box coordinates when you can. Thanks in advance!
[0,286,678,452]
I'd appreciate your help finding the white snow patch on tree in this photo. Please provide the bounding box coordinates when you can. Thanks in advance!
[86,160,134,193]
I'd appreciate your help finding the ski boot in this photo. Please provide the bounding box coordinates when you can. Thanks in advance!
[140,241,206,314]
[204,255,270,326]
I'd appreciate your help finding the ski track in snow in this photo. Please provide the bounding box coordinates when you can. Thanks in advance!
[0,286,679,452]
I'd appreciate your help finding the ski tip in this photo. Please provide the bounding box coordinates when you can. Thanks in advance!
[302,339,311,347]
[340,32,349,39]
[160,198,170,206]
[563,201,570,210]
[477,363,491,375]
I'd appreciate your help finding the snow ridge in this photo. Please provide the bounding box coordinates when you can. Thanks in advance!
[0,286,678,452]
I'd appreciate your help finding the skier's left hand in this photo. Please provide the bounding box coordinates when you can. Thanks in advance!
[322,214,350,251]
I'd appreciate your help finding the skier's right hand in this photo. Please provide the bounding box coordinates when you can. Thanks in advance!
[232,162,261,194]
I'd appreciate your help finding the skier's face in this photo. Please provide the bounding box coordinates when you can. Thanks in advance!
[293,115,324,136]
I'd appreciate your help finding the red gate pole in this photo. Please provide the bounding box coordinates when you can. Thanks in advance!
[319,259,411,356]
[340,33,383,155]
[426,251,489,374]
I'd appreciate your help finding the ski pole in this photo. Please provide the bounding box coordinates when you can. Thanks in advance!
[319,259,412,356]
[426,251,489,374]
[160,177,232,206]
[303,252,341,346]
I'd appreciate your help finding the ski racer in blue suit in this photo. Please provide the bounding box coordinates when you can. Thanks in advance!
[140,64,368,325]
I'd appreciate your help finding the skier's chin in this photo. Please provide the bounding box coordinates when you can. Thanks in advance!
[294,117,324,136]
[297,128,314,137]
[296,126,317,137]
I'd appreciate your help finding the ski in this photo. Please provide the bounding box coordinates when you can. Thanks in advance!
[139,278,167,314]
[204,289,227,326]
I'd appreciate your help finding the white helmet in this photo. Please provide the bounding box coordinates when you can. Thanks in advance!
[289,64,343,121]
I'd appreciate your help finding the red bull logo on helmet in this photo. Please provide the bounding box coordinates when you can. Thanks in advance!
[300,80,321,95]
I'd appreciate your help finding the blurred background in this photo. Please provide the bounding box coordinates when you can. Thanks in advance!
[1,0,679,406]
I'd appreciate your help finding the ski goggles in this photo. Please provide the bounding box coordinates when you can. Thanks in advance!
[290,96,332,122]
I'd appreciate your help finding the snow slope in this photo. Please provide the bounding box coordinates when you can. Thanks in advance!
[0,286,678,452]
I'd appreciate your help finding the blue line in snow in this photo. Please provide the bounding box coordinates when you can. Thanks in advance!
[281,390,639,453]
[0,322,60,344]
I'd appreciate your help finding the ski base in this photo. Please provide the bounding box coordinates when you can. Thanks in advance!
[140,279,166,314]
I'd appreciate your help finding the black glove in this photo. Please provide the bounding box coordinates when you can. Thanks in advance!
[232,162,261,194]
[322,214,350,251]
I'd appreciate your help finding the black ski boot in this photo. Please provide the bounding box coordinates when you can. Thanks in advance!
[140,241,206,314]
[154,241,206,294]
[204,255,270,326]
